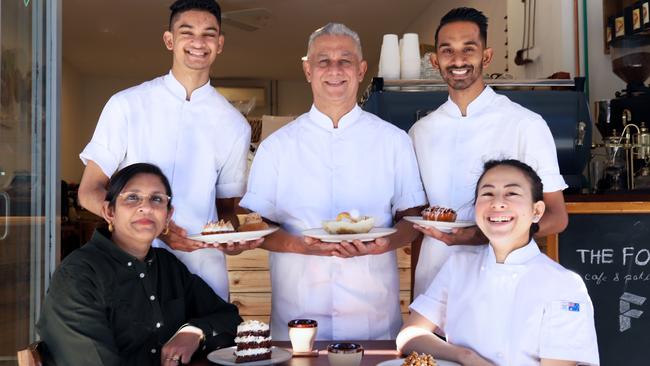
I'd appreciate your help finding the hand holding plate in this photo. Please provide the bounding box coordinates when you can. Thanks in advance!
[414,224,487,246]
[160,220,208,251]
[333,237,390,258]
[215,238,265,255]
[302,236,340,256]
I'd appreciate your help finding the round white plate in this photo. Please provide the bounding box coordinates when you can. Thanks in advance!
[188,227,278,244]
[377,357,460,366]
[302,227,397,243]
[403,216,476,233]
[207,346,292,366]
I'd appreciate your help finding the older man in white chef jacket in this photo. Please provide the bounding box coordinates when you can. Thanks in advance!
[240,23,427,340]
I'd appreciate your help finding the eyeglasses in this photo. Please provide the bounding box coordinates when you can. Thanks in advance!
[118,192,171,208]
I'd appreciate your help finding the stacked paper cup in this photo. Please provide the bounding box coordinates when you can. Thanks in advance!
[400,33,421,79]
[378,34,400,80]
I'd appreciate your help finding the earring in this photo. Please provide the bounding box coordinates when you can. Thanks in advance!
[163,224,170,236]
[108,222,113,232]
[532,216,540,223]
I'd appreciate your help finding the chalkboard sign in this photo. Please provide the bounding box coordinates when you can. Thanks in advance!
[558,208,650,366]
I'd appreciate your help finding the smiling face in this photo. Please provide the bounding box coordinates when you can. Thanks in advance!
[163,9,224,75]
[474,165,545,251]
[431,21,492,94]
[303,34,367,110]
[102,173,173,256]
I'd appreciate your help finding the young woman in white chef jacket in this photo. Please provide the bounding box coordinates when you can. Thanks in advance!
[397,159,599,366]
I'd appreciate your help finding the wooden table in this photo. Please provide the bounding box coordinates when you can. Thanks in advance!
[191,340,400,366]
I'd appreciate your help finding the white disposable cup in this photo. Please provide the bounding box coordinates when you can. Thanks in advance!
[401,33,421,79]
[379,34,400,80]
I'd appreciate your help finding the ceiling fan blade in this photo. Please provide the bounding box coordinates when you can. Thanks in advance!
[222,17,259,32]
[222,8,271,32]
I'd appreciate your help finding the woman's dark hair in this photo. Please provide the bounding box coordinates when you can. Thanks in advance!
[169,0,222,29]
[435,7,488,48]
[105,163,173,209]
[474,159,544,238]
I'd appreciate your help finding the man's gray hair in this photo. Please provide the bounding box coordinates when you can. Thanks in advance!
[307,22,363,59]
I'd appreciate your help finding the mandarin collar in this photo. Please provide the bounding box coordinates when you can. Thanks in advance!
[484,239,541,270]
[92,228,154,267]
[443,85,497,118]
[163,70,214,102]
[308,104,362,132]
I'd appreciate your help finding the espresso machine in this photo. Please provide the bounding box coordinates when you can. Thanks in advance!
[594,34,650,192]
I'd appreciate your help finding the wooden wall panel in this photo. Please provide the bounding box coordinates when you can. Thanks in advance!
[226,245,414,322]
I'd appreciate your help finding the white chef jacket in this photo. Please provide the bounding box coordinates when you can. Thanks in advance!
[411,240,599,366]
[409,86,568,298]
[240,105,426,341]
[80,71,250,300]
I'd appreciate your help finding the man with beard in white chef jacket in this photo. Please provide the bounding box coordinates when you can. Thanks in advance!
[409,7,569,298]
[77,0,261,301]
[240,23,427,340]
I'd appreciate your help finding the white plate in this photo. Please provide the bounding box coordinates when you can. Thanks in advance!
[188,227,279,244]
[377,357,460,366]
[302,227,397,243]
[207,346,292,366]
[403,216,475,233]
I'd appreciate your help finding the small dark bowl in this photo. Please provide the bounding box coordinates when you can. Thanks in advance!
[327,343,364,354]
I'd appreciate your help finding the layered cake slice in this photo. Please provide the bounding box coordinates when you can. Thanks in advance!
[234,320,272,363]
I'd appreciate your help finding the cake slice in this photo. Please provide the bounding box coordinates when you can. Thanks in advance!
[234,320,272,363]
[201,219,235,235]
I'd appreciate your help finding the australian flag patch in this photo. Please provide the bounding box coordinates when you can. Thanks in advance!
[561,302,580,312]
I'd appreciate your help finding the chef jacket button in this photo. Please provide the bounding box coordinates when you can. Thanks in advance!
[139,273,145,278]
[156,322,161,328]
[480,266,485,271]
[127,261,132,267]
[150,295,156,301]
[151,348,157,354]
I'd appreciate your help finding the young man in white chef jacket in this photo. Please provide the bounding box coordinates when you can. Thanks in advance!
[240,23,427,340]
[77,0,261,300]
[409,7,569,298]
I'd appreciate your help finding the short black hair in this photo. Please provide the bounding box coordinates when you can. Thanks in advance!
[169,0,222,30]
[435,7,488,48]
[105,163,173,209]
[474,159,544,239]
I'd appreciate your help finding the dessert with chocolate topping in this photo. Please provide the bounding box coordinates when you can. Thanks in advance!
[421,206,457,222]
[234,320,272,363]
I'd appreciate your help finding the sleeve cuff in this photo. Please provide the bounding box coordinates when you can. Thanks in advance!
[216,182,246,199]
[539,347,599,366]
[410,294,446,331]
[541,174,568,192]
[239,192,278,223]
[79,142,120,178]
[393,190,428,214]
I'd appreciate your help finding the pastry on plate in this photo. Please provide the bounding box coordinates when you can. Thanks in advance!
[237,213,269,232]
[201,219,235,235]
[421,206,457,222]
[401,351,437,366]
[322,209,375,234]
